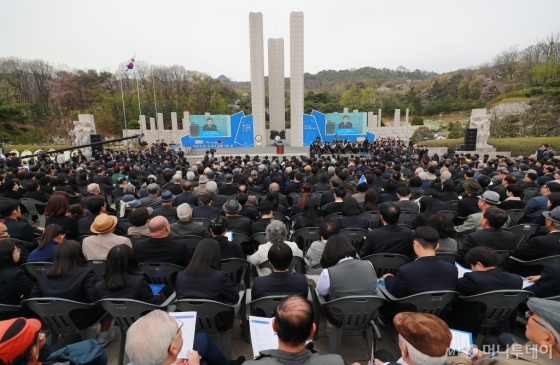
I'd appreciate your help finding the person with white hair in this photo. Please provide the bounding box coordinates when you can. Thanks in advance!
[166,174,183,195]
[80,183,101,207]
[206,181,227,209]
[249,220,303,276]
[170,203,209,238]
[125,309,242,365]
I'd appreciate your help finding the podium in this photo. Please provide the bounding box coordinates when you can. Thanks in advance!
[276,142,284,155]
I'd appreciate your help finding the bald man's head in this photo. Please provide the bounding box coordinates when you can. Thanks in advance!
[149,216,170,238]
[269,183,280,192]
[273,295,315,347]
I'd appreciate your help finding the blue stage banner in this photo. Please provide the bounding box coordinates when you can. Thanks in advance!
[302,110,376,146]
[180,111,254,149]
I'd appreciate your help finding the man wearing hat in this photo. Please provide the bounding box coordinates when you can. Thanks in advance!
[455,191,509,234]
[448,298,560,364]
[82,213,132,260]
[223,198,252,237]
[251,201,275,235]
[374,312,452,365]
[502,206,560,276]
[193,175,208,195]
[151,190,177,221]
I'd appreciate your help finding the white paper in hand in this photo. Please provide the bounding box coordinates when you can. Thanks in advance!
[455,262,472,279]
[169,312,197,359]
[249,316,278,358]
[450,329,473,351]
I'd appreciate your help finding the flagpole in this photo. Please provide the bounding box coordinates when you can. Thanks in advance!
[151,66,159,141]
[119,75,128,137]
[134,53,142,117]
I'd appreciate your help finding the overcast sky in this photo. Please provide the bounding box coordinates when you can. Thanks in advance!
[2,0,559,81]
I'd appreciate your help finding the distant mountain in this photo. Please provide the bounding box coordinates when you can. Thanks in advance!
[217,75,231,84]
[396,66,410,73]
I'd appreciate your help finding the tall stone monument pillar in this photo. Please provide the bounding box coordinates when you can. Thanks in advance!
[139,115,147,132]
[157,113,164,131]
[182,111,190,134]
[171,112,178,131]
[394,109,401,125]
[405,108,409,124]
[268,38,285,133]
[149,117,155,131]
[290,11,304,147]
[249,12,266,145]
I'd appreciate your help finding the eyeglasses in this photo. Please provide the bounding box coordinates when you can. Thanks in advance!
[526,311,558,342]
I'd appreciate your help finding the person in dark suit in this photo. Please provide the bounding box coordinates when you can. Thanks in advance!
[378,179,399,203]
[208,216,244,260]
[0,200,39,243]
[359,203,414,258]
[457,181,482,217]
[319,177,341,206]
[78,195,106,236]
[321,188,345,217]
[313,174,331,193]
[23,181,50,203]
[500,185,527,210]
[206,181,227,210]
[222,198,252,238]
[202,117,218,131]
[150,190,178,221]
[218,174,239,196]
[2,180,24,201]
[236,193,258,221]
[192,194,219,219]
[133,216,193,267]
[44,195,80,241]
[92,167,112,186]
[439,179,459,202]
[394,186,419,212]
[0,240,34,316]
[29,240,115,344]
[251,201,275,235]
[383,226,458,300]
[285,172,304,195]
[502,207,560,276]
[175,239,239,330]
[95,244,163,304]
[458,207,517,263]
[338,197,367,229]
[449,247,523,337]
[170,203,210,238]
[252,242,308,302]
[421,188,447,211]
[526,263,560,298]
[338,115,353,129]
[174,181,199,207]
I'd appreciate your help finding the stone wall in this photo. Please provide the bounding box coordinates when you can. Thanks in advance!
[368,125,421,140]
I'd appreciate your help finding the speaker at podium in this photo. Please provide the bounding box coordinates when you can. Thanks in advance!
[464,129,477,151]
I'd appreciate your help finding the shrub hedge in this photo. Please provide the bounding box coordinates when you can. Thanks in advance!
[423,137,560,157]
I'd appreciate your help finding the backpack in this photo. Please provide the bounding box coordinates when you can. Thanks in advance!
[47,340,108,365]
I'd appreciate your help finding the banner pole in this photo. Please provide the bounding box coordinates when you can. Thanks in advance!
[151,66,159,141]
[134,53,142,117]
[119,75,128,137]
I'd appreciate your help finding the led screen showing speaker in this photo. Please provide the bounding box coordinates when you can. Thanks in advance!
[325,113,367,135]
[189,115,231,137]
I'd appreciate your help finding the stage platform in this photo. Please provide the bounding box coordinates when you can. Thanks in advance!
[186,147,312,159]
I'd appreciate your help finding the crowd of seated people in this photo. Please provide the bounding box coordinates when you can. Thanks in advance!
[1,144,560,363]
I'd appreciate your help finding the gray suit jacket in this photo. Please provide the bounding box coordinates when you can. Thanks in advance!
[170,220,210,238]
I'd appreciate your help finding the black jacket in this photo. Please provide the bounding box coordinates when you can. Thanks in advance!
[338,215,368,230]
[95,274,162,304]
[214,236,244,260]
[251,218,273,235]
[133,236,193,267]
[4,218,37,243]
[175,192,199,207]
[170,220,209,238]
[384,256,458,298]
[529,264,560,298]
[321,202,344,217]
[24,191,50,203]
[219,184,239,196]
[502,232,560,276]
[30,266,99,304]
[225,215,252,237]
[252,271,308,302]
[458,228,517,261]
[457,195,480,217]
[192,205,219,220]
[359,224,414,258]
[151,206,178,221]
[0,268,35,306]
[46,216,80,241]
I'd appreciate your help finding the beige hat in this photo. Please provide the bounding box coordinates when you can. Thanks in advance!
[90,213,118,234]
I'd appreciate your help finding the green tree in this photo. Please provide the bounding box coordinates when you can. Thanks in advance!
[411,116,424,126]
[128,120,140,129]
[411,127,433,143]
[447,121,465,139]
